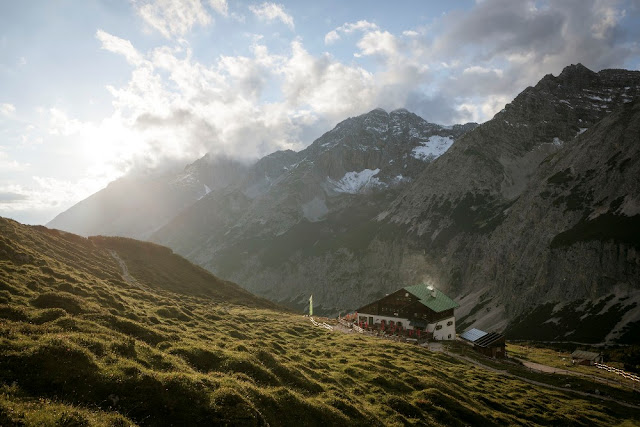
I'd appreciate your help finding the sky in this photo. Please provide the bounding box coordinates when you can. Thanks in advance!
[1,0,639,225]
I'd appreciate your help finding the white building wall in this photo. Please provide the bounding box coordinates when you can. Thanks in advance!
[429,316,456,340]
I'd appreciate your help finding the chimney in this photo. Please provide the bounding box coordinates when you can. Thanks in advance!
[427,284,436,298]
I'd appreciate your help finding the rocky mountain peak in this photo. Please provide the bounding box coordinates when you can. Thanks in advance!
[295,108,476,190]
[558,62,597,80]
[370,107,389,115]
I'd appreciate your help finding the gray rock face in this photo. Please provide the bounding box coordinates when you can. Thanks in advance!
[150,109,476,310]
[46,154,249,239]
[153,64,640,344]
[380,64,640,343]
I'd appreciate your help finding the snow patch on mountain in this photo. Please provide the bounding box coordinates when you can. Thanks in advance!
[411,135,454,161]
[365,123,388,134]
[328,168,383,194]
[197,184,212,200]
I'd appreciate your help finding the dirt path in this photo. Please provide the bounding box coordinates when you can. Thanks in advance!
[514,358,635,390]
[108,250,140,287]
[444,351,640,410]
[520,360,566,374]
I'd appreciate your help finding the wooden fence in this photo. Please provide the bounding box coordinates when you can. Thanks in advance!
[309,317,333,330]
[595,363,640,383]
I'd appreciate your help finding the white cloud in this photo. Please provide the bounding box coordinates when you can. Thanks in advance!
[462,66,503,77]
[249,2,294,29]
[0,150,28,172]
[0,103,16,116]
[357,30,398,58]
[591,2,625,39]
[324,30,339,45]
[208,0,228,16]
[48,108,85,136]
[96,30,145,66]
[457,94,511,123]
[0,176,110,224]
[324,20,379,44]
[280,41,376,118]
[136,0,212,38]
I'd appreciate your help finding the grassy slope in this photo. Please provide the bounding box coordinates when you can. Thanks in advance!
[0,217,638,426]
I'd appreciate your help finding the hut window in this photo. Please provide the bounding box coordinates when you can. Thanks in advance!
[447,321,453,326]
[435,325,442,330]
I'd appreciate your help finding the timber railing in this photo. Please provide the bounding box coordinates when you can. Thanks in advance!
[309,317,333,330]
[595,363,640,383]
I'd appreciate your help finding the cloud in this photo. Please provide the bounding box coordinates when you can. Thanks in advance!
[417,0,640,120]
[462,66,503,77]
[48,108,85,136]
[135,0,212,38]
[324,30,339,45]
[208,0,228,16]
[356,30,398,58]
[0,103,16,116]
[96,30,145,66]
[249,2,294,30]
[0,150,28,172]
[280,41,376,118]
[0,192,27,203]
[324,20,378,44]
[0,176,111,224]
[435,0,637,77]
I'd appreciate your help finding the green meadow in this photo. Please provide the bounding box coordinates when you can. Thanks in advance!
[0,217,638,426]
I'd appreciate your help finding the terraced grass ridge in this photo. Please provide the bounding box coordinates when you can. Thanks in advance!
[0,217,638,426]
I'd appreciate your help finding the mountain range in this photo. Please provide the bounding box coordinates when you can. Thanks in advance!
[48,64,640,344]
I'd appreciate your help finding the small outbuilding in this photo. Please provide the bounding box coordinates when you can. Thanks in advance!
[460,328,506,359]
[571,350,603,366]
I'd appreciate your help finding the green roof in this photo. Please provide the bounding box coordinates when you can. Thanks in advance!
[404,284,459,313]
